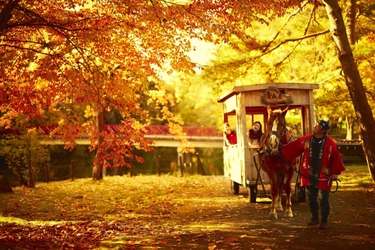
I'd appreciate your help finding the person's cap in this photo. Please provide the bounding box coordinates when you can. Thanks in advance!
[318,120,330,131]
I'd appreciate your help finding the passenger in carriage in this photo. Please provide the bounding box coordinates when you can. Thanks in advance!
[248,121,263,147]
[223,123,237,146]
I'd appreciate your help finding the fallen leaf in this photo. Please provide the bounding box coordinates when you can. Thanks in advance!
[208,245,217,250]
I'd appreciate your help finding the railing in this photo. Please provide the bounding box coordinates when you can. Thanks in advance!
[335,139,364,159]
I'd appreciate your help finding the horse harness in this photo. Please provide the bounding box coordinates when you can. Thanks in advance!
[256,118,340,193]
[258,119,292,157]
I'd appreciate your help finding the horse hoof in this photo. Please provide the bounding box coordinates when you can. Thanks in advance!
[283,212,293,218]
[270,214,278,220]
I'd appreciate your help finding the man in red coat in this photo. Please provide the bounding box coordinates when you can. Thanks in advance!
[281,120,345,229]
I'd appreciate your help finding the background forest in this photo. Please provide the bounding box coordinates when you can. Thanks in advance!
[1,0,375,186]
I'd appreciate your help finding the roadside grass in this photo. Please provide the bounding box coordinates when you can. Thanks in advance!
[0,174,234,248]
[340,164,373,188]
[0,174,225,225]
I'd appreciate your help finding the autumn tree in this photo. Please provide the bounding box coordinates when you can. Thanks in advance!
[321,0,375,181]
[1,0,304,180]
[181,5,339,130]
[177,1,375,181]
[2,0,374,182]
[314,81,357,139]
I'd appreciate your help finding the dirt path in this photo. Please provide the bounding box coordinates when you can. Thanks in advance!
[135,177,375,250]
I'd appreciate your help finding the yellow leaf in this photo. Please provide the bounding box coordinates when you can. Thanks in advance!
[208,245,217,250]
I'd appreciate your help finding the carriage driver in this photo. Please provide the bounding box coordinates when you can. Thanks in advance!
[280,120,345,229]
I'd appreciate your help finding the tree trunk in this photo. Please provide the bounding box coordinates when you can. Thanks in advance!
[27,146,35,188]
[324,0,375,181]
[196,153,206,175]
[92,107,104,180]
[345,115,353,140]
[44,146,50,183]
[345,0,356,45]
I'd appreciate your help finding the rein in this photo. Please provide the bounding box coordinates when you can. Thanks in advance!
[269,123,293,145]
[261,123,340,193]
[278,151,341,193]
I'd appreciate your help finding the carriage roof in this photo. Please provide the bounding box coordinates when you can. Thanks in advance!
[218,82,319,138]
[217,82,319,104]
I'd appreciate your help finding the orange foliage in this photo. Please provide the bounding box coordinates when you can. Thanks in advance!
[0,0,301,169]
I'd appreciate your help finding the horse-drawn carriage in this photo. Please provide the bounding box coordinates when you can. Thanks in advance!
[218,83,319,207]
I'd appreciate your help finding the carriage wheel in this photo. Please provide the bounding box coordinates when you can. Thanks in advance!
[249,185,257,203]
[232,181,240,195]
[297,184,306,202]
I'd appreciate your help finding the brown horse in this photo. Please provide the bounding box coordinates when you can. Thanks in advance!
[258,107,296,219]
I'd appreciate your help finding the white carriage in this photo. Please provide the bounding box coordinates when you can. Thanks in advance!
[218,83,319,203]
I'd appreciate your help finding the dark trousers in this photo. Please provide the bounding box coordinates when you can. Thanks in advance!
[307,185,330,223]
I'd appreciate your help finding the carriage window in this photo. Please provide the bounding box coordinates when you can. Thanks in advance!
[246,114,265,128]
[253,114,264,125]
[247,114,265,147]
[285,108,303,138]
[226,116,237,130]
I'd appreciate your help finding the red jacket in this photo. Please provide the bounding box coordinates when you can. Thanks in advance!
[281,134,345,191]
[225,130,237,145]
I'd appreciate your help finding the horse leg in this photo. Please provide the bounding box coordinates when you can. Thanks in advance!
[269,177,279,220]
[283,170,294,218]
[276,175,284,212]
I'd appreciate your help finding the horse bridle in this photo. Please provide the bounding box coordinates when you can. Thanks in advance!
[263,121,290,156]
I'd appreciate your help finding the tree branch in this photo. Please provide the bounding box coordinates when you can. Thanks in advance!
[0,0,20,35]
[261,29,330,57]
[262,1,308,52]
[0,43,52,56]
[273,6,318,69]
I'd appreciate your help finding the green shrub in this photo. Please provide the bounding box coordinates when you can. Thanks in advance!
[0,128,48,187]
